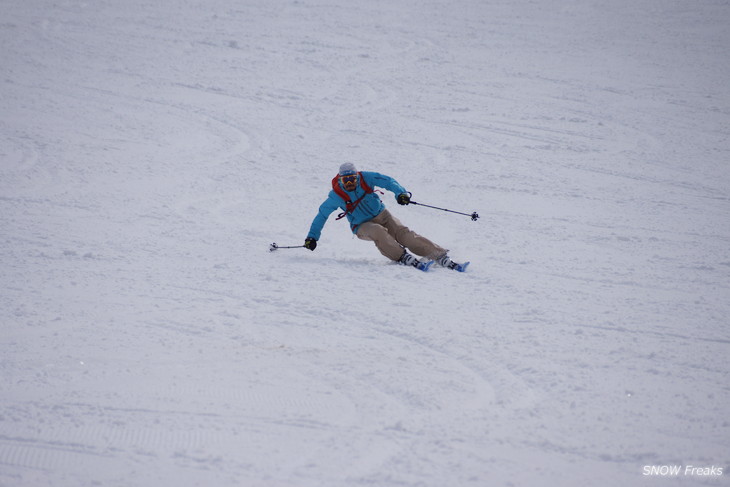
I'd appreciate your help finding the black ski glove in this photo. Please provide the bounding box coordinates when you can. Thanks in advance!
[304,237,317,251]
[397,193,411,205]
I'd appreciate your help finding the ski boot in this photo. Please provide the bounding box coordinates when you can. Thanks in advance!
[437,254,470,272]
[399,251,434,272]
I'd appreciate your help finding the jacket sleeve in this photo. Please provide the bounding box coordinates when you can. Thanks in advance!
[363,171,407,202]
[307,191,342,240]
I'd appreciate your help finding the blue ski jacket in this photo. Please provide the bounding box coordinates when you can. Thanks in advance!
[307,171,407,240]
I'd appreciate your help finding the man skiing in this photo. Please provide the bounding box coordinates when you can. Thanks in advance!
[304,163,467,271]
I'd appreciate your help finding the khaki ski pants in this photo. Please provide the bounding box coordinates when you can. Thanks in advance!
[356,209,447,261]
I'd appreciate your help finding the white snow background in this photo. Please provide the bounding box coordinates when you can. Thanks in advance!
[1,0,729,486]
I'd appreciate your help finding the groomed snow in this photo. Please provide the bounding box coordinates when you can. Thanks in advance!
[1,0,728,486]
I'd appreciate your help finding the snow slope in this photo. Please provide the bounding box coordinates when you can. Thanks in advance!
[1,0,729,486]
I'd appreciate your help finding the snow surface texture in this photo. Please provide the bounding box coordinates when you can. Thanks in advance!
[1,0,729,486]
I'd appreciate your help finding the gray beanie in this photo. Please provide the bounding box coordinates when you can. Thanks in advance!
[338,162,357,175]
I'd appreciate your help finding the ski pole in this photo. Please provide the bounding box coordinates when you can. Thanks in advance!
[409,201,480,221]
[269,242,305,252]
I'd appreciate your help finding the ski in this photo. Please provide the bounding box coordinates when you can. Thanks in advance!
[416,260,435,272]
[441,260,470,272]
[451,261,470,272]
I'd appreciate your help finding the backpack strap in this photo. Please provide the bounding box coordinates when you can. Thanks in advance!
[331,172,374,220]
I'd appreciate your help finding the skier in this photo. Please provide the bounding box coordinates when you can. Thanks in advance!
[304,163,467,271]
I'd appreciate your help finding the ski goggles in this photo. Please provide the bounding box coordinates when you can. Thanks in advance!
[340,174,358,184]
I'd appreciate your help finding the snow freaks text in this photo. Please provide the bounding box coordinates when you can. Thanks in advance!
[642,465,724,477]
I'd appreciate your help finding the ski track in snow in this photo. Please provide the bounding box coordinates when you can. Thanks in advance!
[1,0,729,486]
